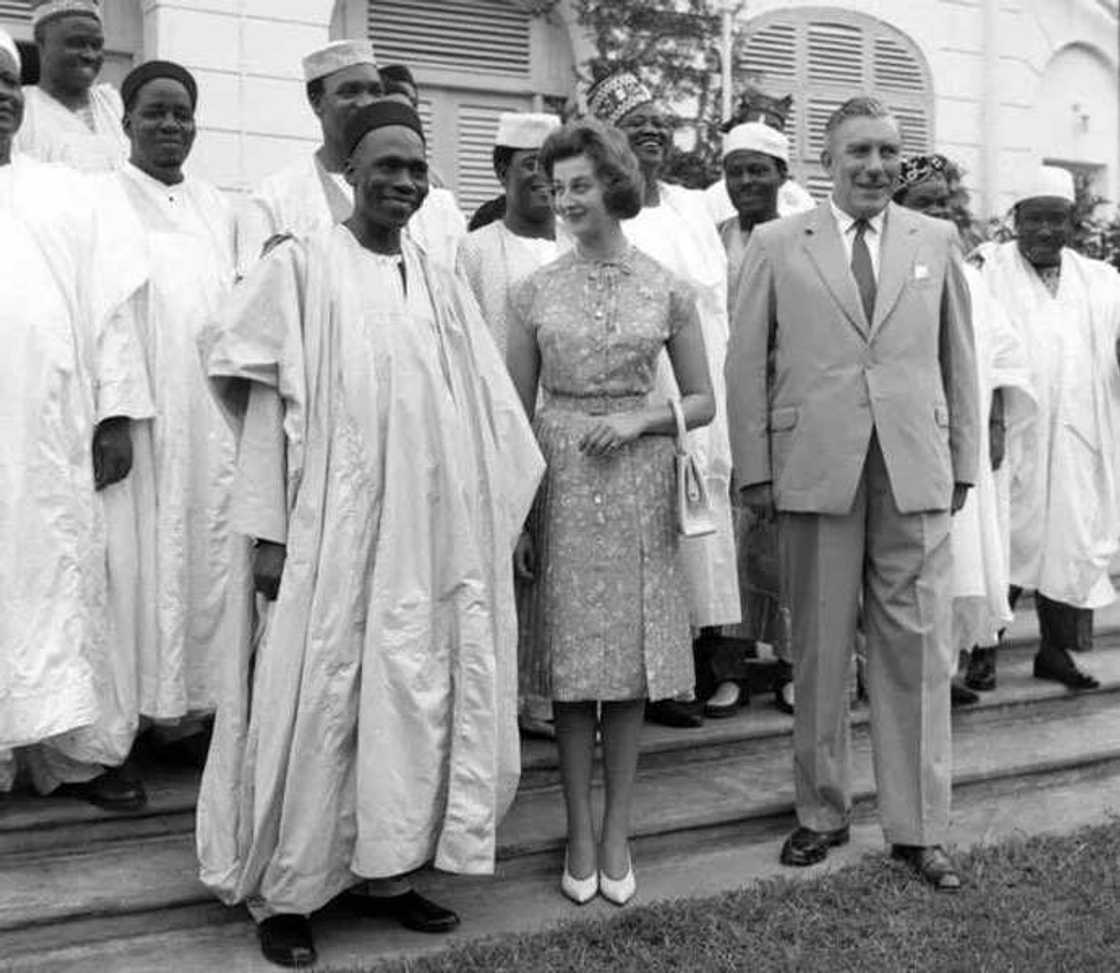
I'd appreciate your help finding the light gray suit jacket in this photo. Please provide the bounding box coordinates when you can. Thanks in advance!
[726,201,979,515]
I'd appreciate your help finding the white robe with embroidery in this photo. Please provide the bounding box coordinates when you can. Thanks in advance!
[14,85,128,173]
[0,158,150,788]
[950,264,1035,650]
[623,182,741,627]
[237,151,465,273]
[196,227,543,916]
[457,220,559,354]
[99,164,253,720]
[977,242,1120,609]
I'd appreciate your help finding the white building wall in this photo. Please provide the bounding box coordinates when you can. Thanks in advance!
[142,0,336,193]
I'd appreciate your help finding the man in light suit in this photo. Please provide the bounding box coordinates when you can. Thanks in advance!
[726,97,979,891]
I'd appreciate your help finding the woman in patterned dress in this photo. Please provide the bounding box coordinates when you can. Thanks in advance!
[506,120,715,906]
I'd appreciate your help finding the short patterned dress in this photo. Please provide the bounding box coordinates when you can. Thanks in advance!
[510,246,698,702]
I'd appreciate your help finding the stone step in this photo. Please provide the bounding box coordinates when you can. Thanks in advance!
[18,758,1120,973]
[5,628,1120,861]
[2,680,1119,959]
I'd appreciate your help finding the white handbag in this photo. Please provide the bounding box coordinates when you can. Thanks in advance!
[669,398,716,538]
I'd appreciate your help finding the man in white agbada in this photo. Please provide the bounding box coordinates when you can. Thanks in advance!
[457,111,560,354]
[586,72,742,727]
[14,0,128,172]
[0,30,152,811]
[975,164,1120,691]
[894,154,1036,704]
[196,100,544,969]
[235,39,383,271]
[97,60,252,735]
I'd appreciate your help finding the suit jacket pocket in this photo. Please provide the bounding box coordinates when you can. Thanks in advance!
[934,405,950,428]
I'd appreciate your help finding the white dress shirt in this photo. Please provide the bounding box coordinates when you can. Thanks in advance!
[829,196,886,282]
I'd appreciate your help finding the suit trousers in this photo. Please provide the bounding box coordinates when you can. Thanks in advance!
[780,433,953,845]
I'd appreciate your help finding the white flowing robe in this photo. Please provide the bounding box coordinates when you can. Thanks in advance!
[623,182,741,627]
[196,227,543,917]
[14,85,128,173]
[456,220,559,354]
[977,242,1120,609]
[98,164,253,719]
[237,151,465,273]
[0,157,150,788]
[950,264,1035,651]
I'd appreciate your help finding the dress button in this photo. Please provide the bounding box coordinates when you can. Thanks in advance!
[593,493,603,504]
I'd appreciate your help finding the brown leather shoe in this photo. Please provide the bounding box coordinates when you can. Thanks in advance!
[646,698,704,728]
[964,647,997,691]
[891,844,961,892]
[779,825,850,867]
[951,681,980,707]
[341,889,460,933]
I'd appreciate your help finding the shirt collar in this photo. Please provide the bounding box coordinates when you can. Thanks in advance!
[829,195,887,237]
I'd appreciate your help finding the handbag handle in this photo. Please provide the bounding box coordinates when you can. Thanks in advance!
[668,397,688,455]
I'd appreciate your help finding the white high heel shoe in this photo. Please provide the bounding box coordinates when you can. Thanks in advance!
[561,853,598,905]
[599,856,636,906]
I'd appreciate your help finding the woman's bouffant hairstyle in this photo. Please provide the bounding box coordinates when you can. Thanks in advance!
[538,119,644,220]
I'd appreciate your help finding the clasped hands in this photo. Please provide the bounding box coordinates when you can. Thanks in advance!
[577,413,647,457]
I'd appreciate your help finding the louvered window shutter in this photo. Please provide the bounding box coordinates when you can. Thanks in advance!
[0,0,31,21]
[369,0,531,78]
[740,9,934,200]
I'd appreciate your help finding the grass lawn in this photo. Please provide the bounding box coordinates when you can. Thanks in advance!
[355,821,1120,972]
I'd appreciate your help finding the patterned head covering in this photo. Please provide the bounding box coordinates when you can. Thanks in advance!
[32,0,101,27]
[0,28,20,72]
[302,39,377,83]
[586,71,653,127]
[898,153,950,189]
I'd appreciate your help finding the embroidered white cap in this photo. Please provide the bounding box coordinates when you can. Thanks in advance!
[302,39,377,83]
[495,112,560,149]
[31,0,101,27]
[722,121,789,164]
[1017,164,1075,205]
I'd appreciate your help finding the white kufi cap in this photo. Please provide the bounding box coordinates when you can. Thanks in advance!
[31,0,100,27]
[1017,164,1075,205]
[495,112,560,149]
[302,39,377,83]
[0,28,20,72]
[722,121,789,164]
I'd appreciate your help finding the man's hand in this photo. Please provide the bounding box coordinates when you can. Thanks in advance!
[513,531,534,582]
[951,482,971,515]
[92,416,133,490]
[740,482,775,521]
[253,540,287,601]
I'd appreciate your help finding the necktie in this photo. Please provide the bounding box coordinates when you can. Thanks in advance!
[851,219,876,323]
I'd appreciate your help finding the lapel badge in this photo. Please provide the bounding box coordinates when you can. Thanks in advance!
[913,263,930,280]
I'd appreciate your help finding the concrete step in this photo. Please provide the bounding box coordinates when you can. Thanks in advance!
[6,626,1120,862]
[17,758,1120,973]
[3,675,1120,960]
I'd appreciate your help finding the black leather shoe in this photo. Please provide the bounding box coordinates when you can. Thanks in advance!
[964,647,996,691]
[258,914,316,968]
[951,681,979,707]
[891,844,961,892]
[779,825,849,866]
[646,698,703,728]
[1033,649,1099,690]
[343,889,460,933]
[58,766,147,812]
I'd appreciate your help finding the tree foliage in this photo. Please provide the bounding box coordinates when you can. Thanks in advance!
[575,0,739,188]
